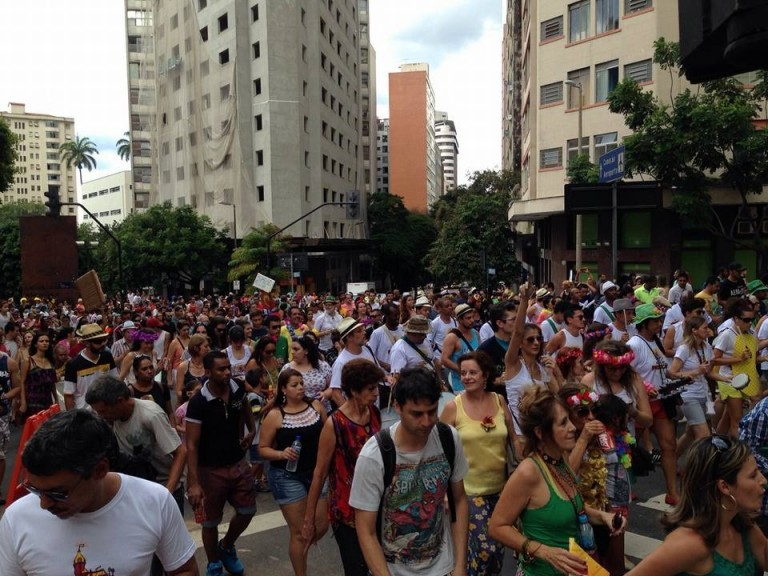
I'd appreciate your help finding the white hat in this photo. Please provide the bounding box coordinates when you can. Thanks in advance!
[535,288,549,299]
[600,281,618,295]
[414,296,431,308]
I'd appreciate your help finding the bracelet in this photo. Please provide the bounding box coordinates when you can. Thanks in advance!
[520,538,540,565]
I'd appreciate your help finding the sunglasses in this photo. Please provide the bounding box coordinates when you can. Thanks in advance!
[574,405,594,418]
[525,336,543,343]
[739,316,755,322]
[23,476,84,502]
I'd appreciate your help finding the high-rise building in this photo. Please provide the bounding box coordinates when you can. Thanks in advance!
[435,111,459,194]
[388,63,441,212]
[124,0,370,247]
[375,118,389,194]
[79,171,134,227]
[0,103,77,215]
[358,0,377,204]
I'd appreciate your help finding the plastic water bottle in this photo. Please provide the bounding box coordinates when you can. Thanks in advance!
[285,435,302,472]
[577,513,596,552]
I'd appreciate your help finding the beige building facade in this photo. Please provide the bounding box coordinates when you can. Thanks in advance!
[0,103,77,216]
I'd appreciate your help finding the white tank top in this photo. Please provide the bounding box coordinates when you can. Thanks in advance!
[563,330,584,349]
[505,359,551,435]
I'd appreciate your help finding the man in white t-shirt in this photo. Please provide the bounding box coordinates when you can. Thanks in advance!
[330,317,379,408]
[0,409,198,576]
[368,303,403,374]
[593,281,619,325]
[430,297,457,354]
[313,295,343,354]
[350,367,468,576]
[389,317,437,383]
[609,299,638,343]
[541,301,568,344]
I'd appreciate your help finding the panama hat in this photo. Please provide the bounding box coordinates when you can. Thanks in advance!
[404,316,431,334]
[76,323,109,341]
[337,317,362,340]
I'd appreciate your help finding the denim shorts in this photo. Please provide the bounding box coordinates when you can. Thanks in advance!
[267,466,327,506]
[681,396,708,425]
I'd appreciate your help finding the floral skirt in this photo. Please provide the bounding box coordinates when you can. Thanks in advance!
[467,493,504,576]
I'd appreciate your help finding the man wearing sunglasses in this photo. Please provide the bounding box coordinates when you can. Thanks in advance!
[0,409,198,576]
[544,306,585,356]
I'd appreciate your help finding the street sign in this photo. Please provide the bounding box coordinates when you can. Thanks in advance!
[598,145,625,183]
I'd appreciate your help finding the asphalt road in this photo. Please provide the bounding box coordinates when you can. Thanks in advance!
[1,411,674,575]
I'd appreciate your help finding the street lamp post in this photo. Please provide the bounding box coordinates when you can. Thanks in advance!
[219,201,237,248]
[565,79,584,275]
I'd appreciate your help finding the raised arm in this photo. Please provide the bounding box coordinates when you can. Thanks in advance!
[504,285,536,376]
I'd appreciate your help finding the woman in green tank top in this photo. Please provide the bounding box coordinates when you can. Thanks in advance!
[489,385,625,576]
[624,436,768,576]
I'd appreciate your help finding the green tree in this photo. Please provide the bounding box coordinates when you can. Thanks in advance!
[367,193,436,288]
[0,202,47,295]
[227,223,290,293]
[427,170,520,287]
[96,203,227,293]
[567,153,599,184]
[59,135,99,184]
[0,118,19,193]
[116,131,131,161]
[608,38,768,261]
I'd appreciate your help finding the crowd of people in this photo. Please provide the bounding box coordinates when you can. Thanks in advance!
[2,263,768,575]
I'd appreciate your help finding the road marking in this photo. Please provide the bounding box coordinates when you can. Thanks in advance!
[625,531,662,559]
[636,493,675,513]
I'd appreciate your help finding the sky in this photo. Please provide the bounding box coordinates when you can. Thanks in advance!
[0,0,502,187]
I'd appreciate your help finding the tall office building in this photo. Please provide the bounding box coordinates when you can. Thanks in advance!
[388,63,441,212]
[435,111,459,194]
[124,0,370,245]
[358,0,377,204]
[0,103,77,215]
[79,171,134,227]
[375,118,389,194]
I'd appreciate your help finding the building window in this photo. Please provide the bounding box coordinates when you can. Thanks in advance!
[302,45,307,62]
[304,151,309,167]
[625,0,652,13]
[200,26,208,41]
[252,41,260,59]
[218,13,228,32]
[567,137,590,163]
[219,49,229,64]
[540,82,563,105]
[624,59,652,83]
[257,186,265,201]
[253,78,262,95]
[568,1,590,42]
[175,136,183,151]
[220,84,230,101]
[620,211,651,248]
[256,150,264,165]
[254,114,263,131]
[251,4,259,21]
[170,14,178,29]
[199,0,207,10]
[540,16,563,40]
[176,167,185,180]
[540,147,563,168]
[596,0,619,34]
[595,60,619,102]
[200,60,209,76]
[594,132,618,159]
[566,68,590,107]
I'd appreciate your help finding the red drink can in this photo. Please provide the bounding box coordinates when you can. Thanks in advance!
[598,432,615,452]
[194,503,206,524]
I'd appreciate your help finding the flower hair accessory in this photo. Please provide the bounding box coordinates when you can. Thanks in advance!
[567,390,599,407]
[593,348,635,366]
[134,330,160,342]
[556,347,582,366]
[584,326,613,341]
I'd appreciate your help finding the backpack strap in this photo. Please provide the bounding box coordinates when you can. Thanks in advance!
[436,422,457,523]
[449,328,475,352]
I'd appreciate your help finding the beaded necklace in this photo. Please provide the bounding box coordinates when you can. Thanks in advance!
[535,452,583,515]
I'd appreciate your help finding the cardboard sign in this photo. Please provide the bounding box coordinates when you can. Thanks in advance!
[253,273,275,293]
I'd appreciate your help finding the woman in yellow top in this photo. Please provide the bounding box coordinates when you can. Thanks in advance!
[440,350,515,576]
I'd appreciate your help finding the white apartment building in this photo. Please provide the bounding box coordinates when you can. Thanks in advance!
[79,171,134,227]
[435,111,459,194]
[0,103,77,216]
[375,118,389,194]
[124,0,370,243]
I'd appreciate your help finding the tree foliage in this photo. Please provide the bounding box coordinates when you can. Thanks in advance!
[567,153,599,184]
[116,131,131,161]
[59,135,99,184]
[608,38,768,254]
[0,118,18,194]
[367,193,436,288]
[227,224,291,293]
[93,203,227,293]
[0,202,47,295]
[427,170,520,287]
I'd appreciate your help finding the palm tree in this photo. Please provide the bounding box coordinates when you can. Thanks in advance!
[116,131,131,161]
[59,135,99,184]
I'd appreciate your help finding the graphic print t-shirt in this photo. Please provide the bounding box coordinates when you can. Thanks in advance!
[349,422,468,576]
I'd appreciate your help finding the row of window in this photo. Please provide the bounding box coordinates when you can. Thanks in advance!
[83,209,122,219]
[540,132,619,168]
[540,58,651,107]
[540,0,652,43]
[83,186,122,199]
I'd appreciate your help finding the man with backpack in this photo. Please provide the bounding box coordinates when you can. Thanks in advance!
[350,366,469,576]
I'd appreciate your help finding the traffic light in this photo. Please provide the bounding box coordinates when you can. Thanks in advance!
[346,190,360,219]
[44,185,61,217]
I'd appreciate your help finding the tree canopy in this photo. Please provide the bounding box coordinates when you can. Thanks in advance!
[367,193,436,288]
[0,118,18,193]
[116,131,131,161]
[59,135,99,184]
[427,170,520,287]
[608,38,768,256]
[227,223,291,293]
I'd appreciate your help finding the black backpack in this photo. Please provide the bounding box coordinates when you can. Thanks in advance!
[374,422,456,539]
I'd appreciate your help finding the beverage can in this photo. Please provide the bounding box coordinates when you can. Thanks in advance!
[598,432,615,452]
[194,503,206,524]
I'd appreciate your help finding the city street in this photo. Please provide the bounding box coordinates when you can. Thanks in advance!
[1,410,674,575]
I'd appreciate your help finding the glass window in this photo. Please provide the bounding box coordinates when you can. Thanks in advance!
[568,1,590,42]
[540,82,564,105]
[567,137,590,163]
[566,68,590,107]
[596,0,619,34]
[620,211,651,248]
[595,60,619,102]
[582,214,599,248]
[541,16,563,40]
[594,132,618,159]
[624,59,653,83]
[540,147,563,168]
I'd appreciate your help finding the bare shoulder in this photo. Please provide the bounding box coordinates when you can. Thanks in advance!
[509,457,542,488]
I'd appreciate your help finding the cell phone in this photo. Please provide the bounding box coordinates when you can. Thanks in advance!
[612,511,623,530]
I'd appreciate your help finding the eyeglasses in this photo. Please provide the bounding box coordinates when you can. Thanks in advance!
[23,477,84,502]
[525,336,543,343]
[574,405,594,418]
[739,316,755,322]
